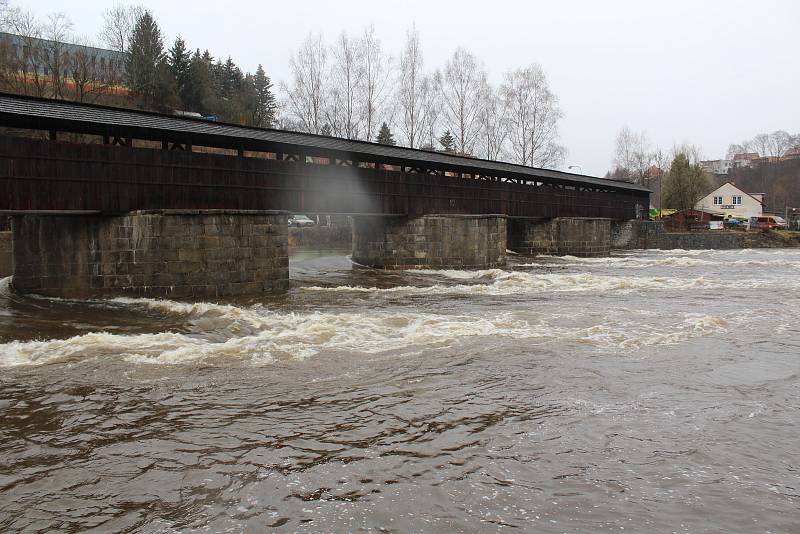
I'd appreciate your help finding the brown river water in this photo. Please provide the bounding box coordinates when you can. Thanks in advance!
[0,247,798,533]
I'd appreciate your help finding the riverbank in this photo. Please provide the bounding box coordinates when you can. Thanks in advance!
[656,229,800,250]
[611,220,800,250]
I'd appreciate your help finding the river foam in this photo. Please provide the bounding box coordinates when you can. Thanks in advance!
[0,295,736,367]
[526,254,800,269]
[304,269,796,297]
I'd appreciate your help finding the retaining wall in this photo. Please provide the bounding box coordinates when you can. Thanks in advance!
[654,231,800,250]
[611,220,666,249]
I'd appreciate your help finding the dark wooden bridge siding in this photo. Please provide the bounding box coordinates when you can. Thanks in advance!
[0,135,646,218]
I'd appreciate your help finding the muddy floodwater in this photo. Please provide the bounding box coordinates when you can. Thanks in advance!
[0,247,798,533]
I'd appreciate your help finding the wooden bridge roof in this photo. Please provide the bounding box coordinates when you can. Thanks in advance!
[0,92,649,194]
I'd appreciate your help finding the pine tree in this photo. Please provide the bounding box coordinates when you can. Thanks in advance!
[252,64,276,128]
[439,130,455,152]
[125,10,165,106]
[221,57,241,99]
[153,60,180,112]
[168,36,191,105]
[376,122,396,146]
[182,49,211,113]
[320,123,332,137]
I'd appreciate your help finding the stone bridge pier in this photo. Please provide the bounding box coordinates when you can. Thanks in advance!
[351,214,507,269]
[507,217,613,257]
[11,210,289,299]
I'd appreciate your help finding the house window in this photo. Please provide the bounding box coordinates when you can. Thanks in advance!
[732,196,742,205]
[713,196,723,205]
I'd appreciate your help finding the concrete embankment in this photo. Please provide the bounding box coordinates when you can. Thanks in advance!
[611,220,800,250]
[656,230,800,250]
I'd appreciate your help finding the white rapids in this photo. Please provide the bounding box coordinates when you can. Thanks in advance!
[0,247,797,367]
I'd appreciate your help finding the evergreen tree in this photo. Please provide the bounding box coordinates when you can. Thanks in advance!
[181,49,211,113]
[234,72,257,125]
[376,122,396,145]
[220,57,242,99]
[168,36,191,105]
[320,123,332,137]
[125,10,165,106]
[439,130,455,152]
[210,59,224,94]
[662,153,712,211]
[153,60,180,112]
[252,64,277,128]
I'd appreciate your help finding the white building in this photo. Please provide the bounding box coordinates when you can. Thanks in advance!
[731,152,759,169]
[699,159,732,175]
[695,182,764,220]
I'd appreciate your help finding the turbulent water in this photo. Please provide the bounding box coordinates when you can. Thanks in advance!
[0,247,798,532]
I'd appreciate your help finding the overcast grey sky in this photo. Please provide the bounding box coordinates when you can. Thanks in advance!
[25,0,800,176]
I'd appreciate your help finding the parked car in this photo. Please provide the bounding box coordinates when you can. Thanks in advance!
[723,215,747,229]
[749,215,786,230]
[288,214,315,227]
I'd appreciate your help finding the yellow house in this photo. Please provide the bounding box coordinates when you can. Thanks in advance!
[695,182,764,220]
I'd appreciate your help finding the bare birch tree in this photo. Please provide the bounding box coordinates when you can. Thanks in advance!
[67,38,114,102]
[749,133,772,158]
[397,26,428,148]
[0,0,14,29]
[360,24,390,143]
[0,8,49,97]
[282,34,327,134]
[671,142,703,165]
[438,47,485,155]
[326,31,364,139]
[500,64,565,168]
[39,12,73,99]
[419,71,440,149]
[479,81,507,160]
[100,3,144,54]
[765,131,794,157]
[613,126,653,183]
[727,131,797,158]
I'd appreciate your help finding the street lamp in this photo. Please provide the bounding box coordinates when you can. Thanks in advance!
[785,206,798,230]
[567,165,582,173]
